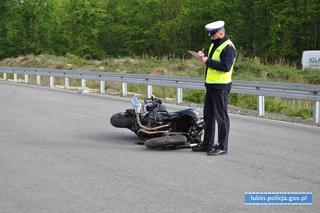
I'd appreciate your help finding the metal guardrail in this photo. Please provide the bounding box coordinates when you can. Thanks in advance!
[0,66,320,124]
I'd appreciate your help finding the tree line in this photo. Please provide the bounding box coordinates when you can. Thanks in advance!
[0,0,319,64]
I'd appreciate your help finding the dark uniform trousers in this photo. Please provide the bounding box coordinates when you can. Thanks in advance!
[203,87,231,152]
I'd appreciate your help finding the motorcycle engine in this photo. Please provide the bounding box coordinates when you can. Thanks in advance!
[146,111,167,127]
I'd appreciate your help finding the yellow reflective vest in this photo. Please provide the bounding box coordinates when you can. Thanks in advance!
[206,39,235,84]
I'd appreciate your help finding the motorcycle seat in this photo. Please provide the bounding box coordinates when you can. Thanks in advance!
[167,112,179,117]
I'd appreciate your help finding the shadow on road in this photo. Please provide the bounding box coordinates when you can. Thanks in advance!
[77,132,193,153]
[79,132,143,146]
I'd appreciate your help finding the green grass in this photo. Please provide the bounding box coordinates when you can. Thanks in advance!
[234,56,320,84]
[0,54,319,120]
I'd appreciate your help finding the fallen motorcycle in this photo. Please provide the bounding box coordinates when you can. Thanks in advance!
[110,96,204,149]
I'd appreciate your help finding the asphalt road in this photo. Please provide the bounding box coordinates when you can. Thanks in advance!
[0,81,319,213]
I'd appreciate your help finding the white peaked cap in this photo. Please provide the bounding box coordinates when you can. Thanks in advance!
[205,20,225,35]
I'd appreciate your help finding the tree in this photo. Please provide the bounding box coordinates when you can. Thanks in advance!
[0,0,319,63]
[60,0,107,58]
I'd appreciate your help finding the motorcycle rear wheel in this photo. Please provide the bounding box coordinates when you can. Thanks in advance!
[144,135,187,149]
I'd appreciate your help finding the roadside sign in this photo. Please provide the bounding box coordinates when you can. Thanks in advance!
[302,50,320,70]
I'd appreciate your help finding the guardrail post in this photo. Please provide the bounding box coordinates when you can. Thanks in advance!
[3,73,7,80]
[314,101,320,125]
[257,95,265,116]
[36,75,41,85]
[147,85,153,98]
[24,73,28,84]
[176,88,183,104]
[49,76,54,88]
[14,73,17,82]
[81,79,86,92]
[100,80,105,94]
[122,82,127,96]
[64,77,69,89]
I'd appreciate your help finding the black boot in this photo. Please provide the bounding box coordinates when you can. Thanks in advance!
[192,144,210,152]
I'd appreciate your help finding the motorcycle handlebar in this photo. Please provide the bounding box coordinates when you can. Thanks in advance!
[144,96,161,104]
[144,96,162,112]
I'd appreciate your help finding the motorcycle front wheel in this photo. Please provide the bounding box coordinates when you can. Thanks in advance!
[144,135,187,149]
[110,112,133,128]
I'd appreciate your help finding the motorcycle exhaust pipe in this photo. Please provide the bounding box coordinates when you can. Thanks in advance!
[137,128,170,135]
[136,114,170,131]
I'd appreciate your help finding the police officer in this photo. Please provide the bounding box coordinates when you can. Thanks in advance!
[192,20,236,156]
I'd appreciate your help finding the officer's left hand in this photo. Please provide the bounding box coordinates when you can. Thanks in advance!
[197,51,208,64]
[197,50,205,58]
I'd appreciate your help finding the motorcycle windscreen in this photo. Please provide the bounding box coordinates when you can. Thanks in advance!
[131,96,142,113]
